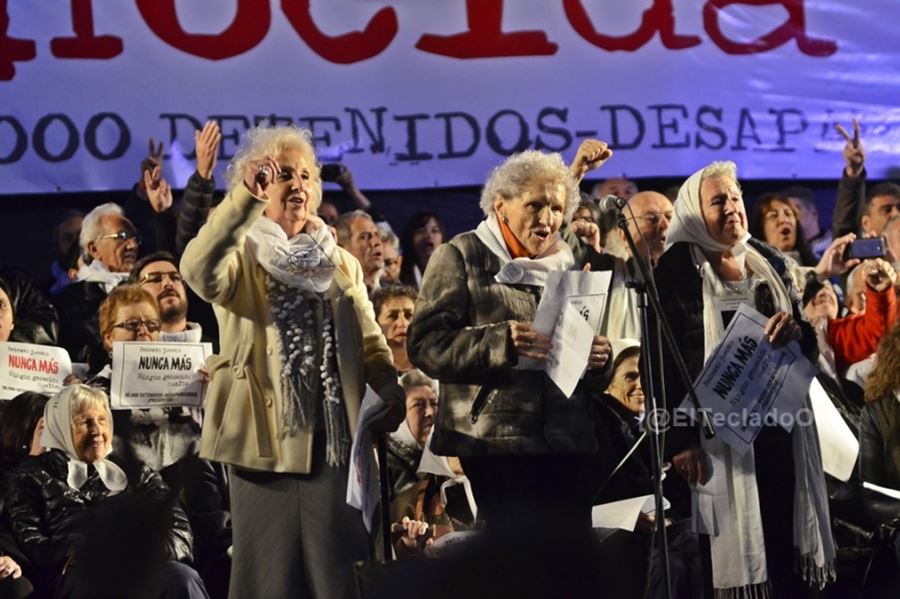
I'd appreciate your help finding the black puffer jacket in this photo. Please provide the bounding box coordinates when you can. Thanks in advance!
[6,449,193,569]
[858,395,900,527]
[54,280,107,363]
[0,266,60,346]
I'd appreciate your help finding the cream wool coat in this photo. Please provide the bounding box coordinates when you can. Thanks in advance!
[182,184,402,473]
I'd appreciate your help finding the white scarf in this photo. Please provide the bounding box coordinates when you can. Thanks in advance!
[671,165,835,597]
[159,322,203,343]
[419,430,478,521]
[76,261,129,293]
[41,386,127,494]
[245,215,341,292]
[474,214,574,287]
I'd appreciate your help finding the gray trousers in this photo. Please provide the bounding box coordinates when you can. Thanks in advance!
[228,436,370,599]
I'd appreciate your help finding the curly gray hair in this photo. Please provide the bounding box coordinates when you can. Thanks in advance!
[226,125,322,215]
[479,150,580,220]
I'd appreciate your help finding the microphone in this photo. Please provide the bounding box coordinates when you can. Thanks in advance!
[596,194,628,213]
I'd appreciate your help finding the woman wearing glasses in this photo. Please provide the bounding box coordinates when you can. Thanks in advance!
[181,125,405,599]
[82,284,200,476]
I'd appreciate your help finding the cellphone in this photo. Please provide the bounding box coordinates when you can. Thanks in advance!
[842,238,885,261]
[320,163,343,182]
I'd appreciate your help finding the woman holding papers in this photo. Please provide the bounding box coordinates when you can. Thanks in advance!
[651,160,834,597]
[180,125,404,599]
[407,150,614,568]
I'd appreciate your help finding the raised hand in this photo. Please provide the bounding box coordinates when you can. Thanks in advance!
[834,118,865,179]
[815,232,860,281]
[243,155,281,199]
[144,166,173,213]
[570,139,613,182]
[863,258,897,292]
[195,121,222,180]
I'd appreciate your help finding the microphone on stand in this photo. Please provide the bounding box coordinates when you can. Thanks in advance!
[596,194,628,214]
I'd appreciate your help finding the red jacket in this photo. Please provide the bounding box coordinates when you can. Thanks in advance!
[827,286,897,374]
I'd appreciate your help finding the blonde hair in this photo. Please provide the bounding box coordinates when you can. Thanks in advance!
[226,125,322,215]
[479,150,580,220]
[864,323,900,402]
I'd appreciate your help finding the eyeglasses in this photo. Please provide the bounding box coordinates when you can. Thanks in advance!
[96,230,142,246]
[139,271,183,285]
[111,318,161,333]
[631,212,672,226]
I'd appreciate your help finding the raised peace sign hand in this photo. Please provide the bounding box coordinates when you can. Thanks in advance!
[834,118,865,179]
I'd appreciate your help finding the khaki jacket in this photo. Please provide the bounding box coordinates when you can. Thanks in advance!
[182,185,401,473]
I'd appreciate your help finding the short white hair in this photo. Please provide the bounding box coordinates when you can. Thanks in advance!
[79,202,125,261]
[700,161,740,190]
[479,151,580,220]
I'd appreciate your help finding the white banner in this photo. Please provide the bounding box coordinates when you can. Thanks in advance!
[1,1,898,194]
[0,342,72,399]
[109,341,212,409]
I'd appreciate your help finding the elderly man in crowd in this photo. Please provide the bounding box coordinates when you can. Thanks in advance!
[379,228,403,286]
[336,210,384,296]
[56,203,141,362]
[591,191,674,341]
[128,251,204,343]
[591,176,638,202]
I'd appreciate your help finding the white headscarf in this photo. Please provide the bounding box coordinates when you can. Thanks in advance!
[41,385,127,494]
[671,164,835,596]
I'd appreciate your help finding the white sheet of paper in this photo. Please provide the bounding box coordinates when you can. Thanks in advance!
[686,304,816,455]
[520,270,612,371]
[544,301,594,397]
[809,378,859,482]
[0,342,72,399]
[862,481,900,500]
[346,386,392,533]
[109,342,212,408]
[592,494,670,531]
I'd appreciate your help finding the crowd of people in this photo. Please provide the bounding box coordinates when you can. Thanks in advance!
[0,117,898,599]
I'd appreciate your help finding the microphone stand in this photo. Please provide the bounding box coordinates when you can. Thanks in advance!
[615,210,716,599]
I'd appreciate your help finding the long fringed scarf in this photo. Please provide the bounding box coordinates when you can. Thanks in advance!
[267,277,350,467]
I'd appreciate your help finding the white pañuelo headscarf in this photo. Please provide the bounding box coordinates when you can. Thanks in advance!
[41,385,127,494]
[245,215,342,292]
[669,163,835,596]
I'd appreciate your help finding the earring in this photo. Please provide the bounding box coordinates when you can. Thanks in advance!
[501,213,509,224]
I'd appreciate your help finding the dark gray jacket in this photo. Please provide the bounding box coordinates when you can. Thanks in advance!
[407,231,613,458]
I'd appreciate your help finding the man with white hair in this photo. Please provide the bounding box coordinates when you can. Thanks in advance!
[56,203,141,362]
[335,210,384,296]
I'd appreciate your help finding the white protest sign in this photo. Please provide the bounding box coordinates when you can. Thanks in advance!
[685,304,816,455]
[520,269,611,373]
[110,342,212,409]
[0,342,72,399]
[545,301,594,398]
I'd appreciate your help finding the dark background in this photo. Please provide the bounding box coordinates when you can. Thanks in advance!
[0,175,842,285]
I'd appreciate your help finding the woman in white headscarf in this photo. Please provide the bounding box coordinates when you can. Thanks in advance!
[651,161,835,598]
[6,385,202,598]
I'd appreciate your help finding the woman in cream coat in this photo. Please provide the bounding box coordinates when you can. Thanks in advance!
[182,125,404,599]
